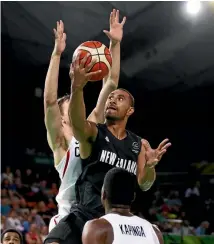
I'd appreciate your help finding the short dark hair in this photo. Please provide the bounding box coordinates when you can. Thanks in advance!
[103,168,135,206]
[118,88,135,107]
[1,229,23,244]
[57,94,70,114]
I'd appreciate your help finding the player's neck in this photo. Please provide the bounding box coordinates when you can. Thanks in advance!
[106,205,132,216]
[106,120,127,140]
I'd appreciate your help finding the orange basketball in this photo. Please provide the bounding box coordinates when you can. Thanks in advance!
[72,41,112,82]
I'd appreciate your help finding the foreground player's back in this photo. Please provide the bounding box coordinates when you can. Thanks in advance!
[82,213,162,244]
[101,213,160,244]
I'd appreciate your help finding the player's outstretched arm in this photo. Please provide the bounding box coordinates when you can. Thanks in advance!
[68,54,101,145]
[88,9,126,124]
[137,139,171,191]
[44,20,66,152]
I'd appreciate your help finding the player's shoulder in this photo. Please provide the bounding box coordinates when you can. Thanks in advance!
[127,129,142,141]
[83,218,112,243]
[85,218,112,231]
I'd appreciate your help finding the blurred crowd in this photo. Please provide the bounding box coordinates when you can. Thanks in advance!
[1,166,58,244]
[1,165,214,244]
[146,182,214,236]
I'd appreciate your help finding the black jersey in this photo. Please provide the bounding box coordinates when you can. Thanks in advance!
[75,123,142,214]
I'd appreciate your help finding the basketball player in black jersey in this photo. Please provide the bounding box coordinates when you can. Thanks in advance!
[69,56,171,205]
[82,168,164,244]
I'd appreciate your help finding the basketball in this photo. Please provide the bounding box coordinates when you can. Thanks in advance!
[73,41,112,81]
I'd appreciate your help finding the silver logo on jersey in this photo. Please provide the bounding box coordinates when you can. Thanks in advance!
[105,136,110,142]
[132,142,139,154]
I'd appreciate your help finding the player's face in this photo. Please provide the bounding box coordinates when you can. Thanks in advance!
[105,90,134,121]
[2,232,21,244]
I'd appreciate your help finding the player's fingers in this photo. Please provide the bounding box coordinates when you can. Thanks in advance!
[57,21,59,30]
[142,139,151,150]
[85,58,97,72]
[60,20,64,31]
[157,139,169,150]
[74,52,80,70]
[63,33,67,41]
[116,9,120,23]
[86,70,102,78]
[58,20,63,35]
[53,28,57,37]
[112,9,116,24]
[109,11,113,26]
[80,54,89,69]
[69,64,74,78]
[157,149,167,159]
[161,142,171,151]
[121,16,126,26]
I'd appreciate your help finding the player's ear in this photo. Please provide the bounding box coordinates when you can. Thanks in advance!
[127,107,134,117]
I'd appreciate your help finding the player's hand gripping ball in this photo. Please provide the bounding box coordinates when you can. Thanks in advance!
[72,41,112,82]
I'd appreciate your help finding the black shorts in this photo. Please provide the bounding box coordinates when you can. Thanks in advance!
[44,204,102,244]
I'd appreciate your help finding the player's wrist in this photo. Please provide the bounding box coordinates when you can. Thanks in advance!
[51,51,62,58]
[111,40,121,47]
[71,84,84,92]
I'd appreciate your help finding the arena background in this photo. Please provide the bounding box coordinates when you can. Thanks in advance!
[1,1,214,243]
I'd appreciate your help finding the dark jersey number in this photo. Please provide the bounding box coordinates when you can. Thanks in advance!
[75,141,80,157]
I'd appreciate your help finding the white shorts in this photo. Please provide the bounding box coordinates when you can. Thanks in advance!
[49,214,65,232]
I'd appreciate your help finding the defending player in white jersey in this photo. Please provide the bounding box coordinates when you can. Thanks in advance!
[82,168,164,244]
[44,10,126,232]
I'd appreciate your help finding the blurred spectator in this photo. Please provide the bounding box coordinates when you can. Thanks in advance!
[15,169,22,179]
[40,226,48,242]
[31,209,45,228]
[47,198,57,211]
[19,198,30,215]
[47,183,58,198]
[1,215,6,231]
[195,221,210,236]
[2,166,14,183]
[15,178,30,196]
[5,210,24,232]
[37,201,52,226]
[22,213,31,233]
[25,224,42,244]
[1,197,11,216]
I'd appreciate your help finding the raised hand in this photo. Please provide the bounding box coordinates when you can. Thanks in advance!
[53,20,66,55]
[70,53,101,89]
[142,139,171,168]
[103,9,126,43]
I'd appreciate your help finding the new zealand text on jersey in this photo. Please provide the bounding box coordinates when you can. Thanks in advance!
[100,150,137,175]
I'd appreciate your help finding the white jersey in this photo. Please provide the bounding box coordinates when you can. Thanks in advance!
[101,214,160,244]
[49,137,82,232]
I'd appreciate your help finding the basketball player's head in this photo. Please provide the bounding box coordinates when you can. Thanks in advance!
[101,168,135,211]
[1,229,23,244]
[57,94,70,125]
[104,89,135,122]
